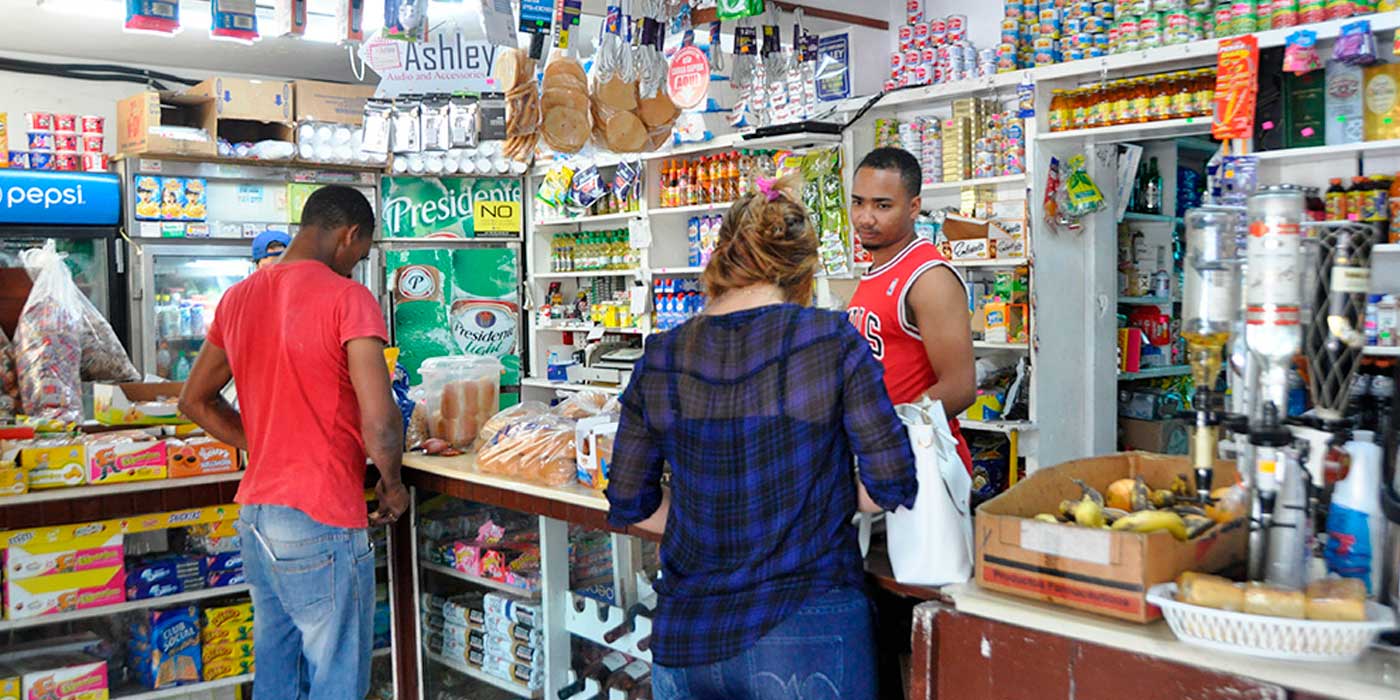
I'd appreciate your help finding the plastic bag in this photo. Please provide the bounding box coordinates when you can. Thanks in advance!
[477,406,577,487]
[1062,154,1106,218]
[716,0,764,21]
[16,244,84,422]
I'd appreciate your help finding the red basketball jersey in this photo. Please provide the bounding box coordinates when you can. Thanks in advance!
[848,238,973,474]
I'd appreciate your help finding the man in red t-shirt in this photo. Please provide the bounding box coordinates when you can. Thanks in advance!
[180,185,407,700]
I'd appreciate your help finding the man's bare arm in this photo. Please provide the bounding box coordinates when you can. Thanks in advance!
[346,338,409,525]
[178,345,248,451]
[908,266,978,416]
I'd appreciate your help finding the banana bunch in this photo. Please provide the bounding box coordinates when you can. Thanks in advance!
[1031,472,1230,540]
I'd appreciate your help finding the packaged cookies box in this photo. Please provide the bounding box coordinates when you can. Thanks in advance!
[200,640,252,665]
[85,433,167,485]
[202,657,253,682]
[202,602,254,630]
[92,382,186,426]
[166,437,240,478]
[18,442,86,491]
[0,467,27,497]
[0,675,14,700]
[6,532,123,581]
[11,655,107,700]
[182,179,207,221]
[4,566,124,621]
[127,606,202,690]
[975,452,1245,623]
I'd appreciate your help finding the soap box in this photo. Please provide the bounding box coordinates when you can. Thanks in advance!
[4,567,124,620]
[5,532,123,581]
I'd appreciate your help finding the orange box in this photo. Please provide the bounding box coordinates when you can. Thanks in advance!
[166,438,240,479]
[975,452,1245,623]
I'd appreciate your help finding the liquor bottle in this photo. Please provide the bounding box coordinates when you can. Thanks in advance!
[1143,156,1163,215]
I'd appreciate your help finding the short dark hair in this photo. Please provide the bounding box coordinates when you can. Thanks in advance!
[302,185,376,239]
[856,147,922,198]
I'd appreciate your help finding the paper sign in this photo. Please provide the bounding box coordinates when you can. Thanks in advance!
[628,217,652,248]
[668,45,711,109]
[473,199,521,232]
[816,34,851,102]
[1213,35,1259,141]
[1019,520,1112,566]
[363,29,505,99]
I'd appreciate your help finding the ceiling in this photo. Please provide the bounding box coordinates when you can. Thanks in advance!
[1,0,881,84]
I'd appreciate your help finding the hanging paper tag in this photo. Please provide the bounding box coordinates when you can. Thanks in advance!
[1213,35,1260,141]
[628,218,652,249]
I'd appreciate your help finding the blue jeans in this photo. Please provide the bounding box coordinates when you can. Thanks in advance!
[652,586,877,700]
[237,504,375,700]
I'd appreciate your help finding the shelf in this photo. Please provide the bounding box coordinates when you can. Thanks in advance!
[651,266,706,275]
[421,562,541,599]
[536,323,646,336]
[425,651,542,699]
[735,130,844,150]
[958,419,1036,434]
[0,472,244,506]
[0,585,252,633]
[921,174,1027,194]
[1252,139,1400,162]
[973,341,1030,351]
[533,211,641,227]
[1038,118,1212,144]
[1118,365,1192,381]
[114,674,253,700]
[873,72,1028,111]
[533,270,639,279]
[650,202,735,216]
[1121,212,1182,225]
[1118,296,1176,306]
[1363,346,1400,357]
[949,257,1029,268]
[520,378,623,395]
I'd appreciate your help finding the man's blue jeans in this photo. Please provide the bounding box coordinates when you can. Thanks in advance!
[651,586,878,700]
[237,504,376,700]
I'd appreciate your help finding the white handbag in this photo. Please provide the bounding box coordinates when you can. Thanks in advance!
[882,398,974,586]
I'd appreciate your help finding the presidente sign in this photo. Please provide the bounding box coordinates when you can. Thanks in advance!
[363,27,504,97]
[381,176,522,239]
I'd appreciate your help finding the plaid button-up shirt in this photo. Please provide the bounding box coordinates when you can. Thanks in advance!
[607,304,918,667]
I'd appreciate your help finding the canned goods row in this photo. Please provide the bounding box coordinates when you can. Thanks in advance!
[8,150,108,172]
[24,113,105,134]
[896,15,971,51]
[21,131,106,154]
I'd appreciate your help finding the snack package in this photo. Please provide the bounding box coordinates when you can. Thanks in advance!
[1284,29,1321,75]
[85,431,167,485]
[1061,154,1106,218]
[540,54,591,154]
[128,606,202,689]
[134,176,161,220]
[1332,20,1377,65]
[126,1,182,36]
[496,48,541,162]
[717,0,765,20]
[210,0,259,44]
[420,355,503,449]
[475,404,576,486]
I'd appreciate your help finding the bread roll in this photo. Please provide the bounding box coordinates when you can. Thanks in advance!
[1305,578,1367,621]
[1176,571,1243,611]
[1242,582,1306,619]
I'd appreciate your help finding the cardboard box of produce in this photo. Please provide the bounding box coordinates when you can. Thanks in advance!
[187,77,293,123]
[1119,418,1189,455]
[975,452,1245,623]
[293,80,376,124]
[116,91,217,158]
[92,382,186,426]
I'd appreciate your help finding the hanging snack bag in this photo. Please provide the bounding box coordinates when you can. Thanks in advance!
[0,327,17,422]
[1333,20,1377,65]
[1062,154,1106,218]
[1283,29,1321,75]
[271,0,307,37]
[540,55,591,154]
[210,0,260,44]
[126,1,181,36]
[497,48,542,162]
[15,244,83,423]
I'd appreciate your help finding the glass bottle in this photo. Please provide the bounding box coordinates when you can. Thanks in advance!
[1144,156,1163,214]
[1049,89,1068,131]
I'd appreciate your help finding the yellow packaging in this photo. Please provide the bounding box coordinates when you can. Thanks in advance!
[202,602,254,629]
[19,444,86,490]
[0,467,27,496]
[201,640,254,665]
[200,622,253,646]
[1363,63,1400,141]
[0,675,17,700]
[0,113,8,168]
[202,658,254,681]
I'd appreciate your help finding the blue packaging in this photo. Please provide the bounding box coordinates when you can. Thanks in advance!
[129,605,203,689]
[1324,503,1376,592]
[200,552,244,575]
[128,580,184,600]
[206,568,247,588]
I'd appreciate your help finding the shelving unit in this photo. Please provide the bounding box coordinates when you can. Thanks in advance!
[535,211,641,227]
[115,673,254,700]
[1364,346,1400,357]
[1119,366,1192,381]
[425,651,543,699]
[534,269,639,279]
[921,174,1027,194]
[1122,212,1182,225]
[421,562,541,599]
[536,323,646,336]
[650,266,705,275]
[974,341,1031,351]
[1039,118,1213,145]
[1119,295,1174,306]
[649,202,736,216]
[0,472,243,506]
[950,257,1030,268]
[0,585,252,633]
[520,377,623,395]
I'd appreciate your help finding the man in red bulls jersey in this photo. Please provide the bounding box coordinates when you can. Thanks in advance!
[848,147,976,474]
[848,148,978,698]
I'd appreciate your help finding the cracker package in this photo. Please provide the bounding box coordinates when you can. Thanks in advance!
[497,48,541,163]
[127,606,202,690]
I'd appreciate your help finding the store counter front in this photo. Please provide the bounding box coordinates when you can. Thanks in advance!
[910,582,1400,700]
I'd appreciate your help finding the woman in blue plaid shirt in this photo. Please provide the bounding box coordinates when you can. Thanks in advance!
[607,174,919,700]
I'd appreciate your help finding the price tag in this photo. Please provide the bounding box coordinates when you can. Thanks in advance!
[628,217,652,248]
[139,222,161,237]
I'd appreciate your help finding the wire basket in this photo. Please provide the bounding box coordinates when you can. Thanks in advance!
[1146,583,1397,662]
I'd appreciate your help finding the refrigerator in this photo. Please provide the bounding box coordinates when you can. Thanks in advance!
[0,170,126,348]
[117,157,382,379]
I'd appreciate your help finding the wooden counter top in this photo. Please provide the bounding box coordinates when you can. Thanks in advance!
[939,582,1400,700]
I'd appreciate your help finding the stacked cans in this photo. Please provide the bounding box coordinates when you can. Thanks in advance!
[889,6,993,90]
[874,117,946,186]
[974,110,1027,179]
[1111,0,1210,54]
[8,112,106,172]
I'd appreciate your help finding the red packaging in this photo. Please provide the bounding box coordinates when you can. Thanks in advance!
[947,14,967,31]
[54,153,80,171]
[25,112,53,131]
[930,18,947,33]
[80,115,104,133]
[899,25,914,47]
[81,134,105,152]
[907,0,923,23]
[885,79,899,92]
[54,114,77,132]
[922,47,937,64]
[913,22,931,43]
[913,65,930,85]
[82,153,109,172]
[904,50,921,66]
[54,132,79,153]
[890,52,904,70]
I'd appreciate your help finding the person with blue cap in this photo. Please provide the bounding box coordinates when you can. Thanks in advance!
[252,230,291,271]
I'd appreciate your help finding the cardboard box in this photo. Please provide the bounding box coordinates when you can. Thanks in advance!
[166,437,240,478]
[293,80,375,125]
[944,214,992,260]
[0,467,27,497]
[1120,418,1189,455]
[116,91,216,158]
[12,655,107,700]
[975,452,1246,623]
[5,532,123,580]
[1363,63,1400,141]
[92,383,186,426]
[0,675,17,700]
[989,219,1027,258]
[86,437,167,485]
[187,77,293,123]
[18,443,85,490]
[5,566,124,620]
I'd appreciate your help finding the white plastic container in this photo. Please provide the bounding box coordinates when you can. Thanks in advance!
[418,356,504,448]
[1325,430,1385,593]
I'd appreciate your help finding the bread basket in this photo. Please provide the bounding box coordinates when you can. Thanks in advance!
[1146,583,1396,662]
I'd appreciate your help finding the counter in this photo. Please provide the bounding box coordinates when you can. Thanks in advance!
[401,452,619,532]
[910,582,1400,700]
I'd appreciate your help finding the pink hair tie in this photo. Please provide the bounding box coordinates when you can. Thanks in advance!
[755,176,782,202]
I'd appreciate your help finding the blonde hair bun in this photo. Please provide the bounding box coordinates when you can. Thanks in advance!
[701,174,819,305]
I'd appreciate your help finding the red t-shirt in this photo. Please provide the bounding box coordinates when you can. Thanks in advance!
[207,260,388,528]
